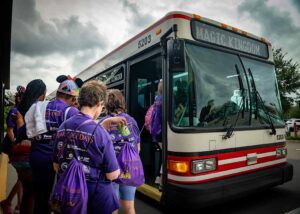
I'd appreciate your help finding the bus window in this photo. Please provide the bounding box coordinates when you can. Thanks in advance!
[94,65,125,92]
[171,43,249,129]
[241,57,284,127]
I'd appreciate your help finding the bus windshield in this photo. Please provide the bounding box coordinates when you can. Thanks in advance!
[171,43,284,129]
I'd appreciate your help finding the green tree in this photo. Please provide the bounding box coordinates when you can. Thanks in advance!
[274,48,300,114]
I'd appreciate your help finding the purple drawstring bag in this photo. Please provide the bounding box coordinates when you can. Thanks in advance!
[51,119,94,214]
[116,142,145,187]
[103,113,145,187]
[51,158,88,214]
[150,96,162,137]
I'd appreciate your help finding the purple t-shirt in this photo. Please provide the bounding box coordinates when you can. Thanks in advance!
[6,107,17,129]
[28,99,79,183]
[54,113,119,181]
[101,112,140,156]
[2,107,17,155]
[54,113,120,213]
[45,99,79,133]
[30,99,79,157]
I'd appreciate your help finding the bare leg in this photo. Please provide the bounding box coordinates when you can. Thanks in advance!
[17,169,34,214]
[15,180,23,211]
[6,180,19,202]
[120,199,135,214]
[0,179,23,214]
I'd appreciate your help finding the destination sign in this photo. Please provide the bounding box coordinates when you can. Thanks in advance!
[191,20,268,58]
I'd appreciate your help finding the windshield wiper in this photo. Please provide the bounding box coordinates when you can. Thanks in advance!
[248,68,276,135]
[223,64,245,139]
[223,98,244,139]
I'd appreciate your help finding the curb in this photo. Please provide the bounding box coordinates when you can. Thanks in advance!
[0,154,8,200]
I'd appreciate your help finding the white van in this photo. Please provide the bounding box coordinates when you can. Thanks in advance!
[285,118,300,132]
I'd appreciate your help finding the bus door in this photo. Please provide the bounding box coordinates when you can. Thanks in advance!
[128,53,162,187]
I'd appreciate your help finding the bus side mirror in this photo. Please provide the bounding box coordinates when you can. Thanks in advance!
[167,39,185,72]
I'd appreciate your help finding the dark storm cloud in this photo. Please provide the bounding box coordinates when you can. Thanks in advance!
[238,0,300,63]
[120,0,154,29]
[11,0,108,57]
[290,0,300,14]
[71,49,102,74]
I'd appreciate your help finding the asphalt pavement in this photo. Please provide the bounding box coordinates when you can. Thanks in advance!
[2,141,300,214]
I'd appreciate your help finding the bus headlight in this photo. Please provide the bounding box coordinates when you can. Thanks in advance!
[276,148,287,158]
[192,158,216,174]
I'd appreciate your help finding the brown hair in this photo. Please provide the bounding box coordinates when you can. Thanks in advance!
[78,80,107,108]
[105,89,126,114]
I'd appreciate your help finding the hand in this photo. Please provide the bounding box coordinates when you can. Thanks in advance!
[109,116,127,127]
[101,116,127,130]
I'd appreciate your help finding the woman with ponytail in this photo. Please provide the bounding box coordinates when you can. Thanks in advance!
[14,79,47,214]
[22,75,83,214]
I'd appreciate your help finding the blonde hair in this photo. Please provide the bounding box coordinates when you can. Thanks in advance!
[158,79,163,95]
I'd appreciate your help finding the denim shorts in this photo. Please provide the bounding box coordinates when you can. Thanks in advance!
[112,183,136,201]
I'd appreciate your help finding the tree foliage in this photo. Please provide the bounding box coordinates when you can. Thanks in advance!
[274,48,300,113]
[288,105,300,118]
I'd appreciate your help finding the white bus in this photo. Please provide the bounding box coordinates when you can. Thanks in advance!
[76,11,293,208]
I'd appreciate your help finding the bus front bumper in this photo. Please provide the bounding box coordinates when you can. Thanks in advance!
[165,163,293,208]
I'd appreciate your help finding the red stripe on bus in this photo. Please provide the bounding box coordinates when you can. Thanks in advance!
[168,155,284,177]
[217,156,278,171]
[219,145,282,160]
[168,162,286,184]
[168,145,281,162]
[77,13,191,77]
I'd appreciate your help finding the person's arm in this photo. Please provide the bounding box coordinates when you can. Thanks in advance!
[100,116,127,130]
[6,109,16,142]
[106,169,120,181]
[14,111,28,143]
[131,118,141,153]
[7,127,15,143]
[15,111,24,129]
[101,131,120,180]
[53,128,64,172]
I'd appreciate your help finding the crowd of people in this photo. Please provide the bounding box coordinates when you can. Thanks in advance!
[0,75,162,214]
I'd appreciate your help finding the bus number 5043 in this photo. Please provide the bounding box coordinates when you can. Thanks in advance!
[138,35,151,48]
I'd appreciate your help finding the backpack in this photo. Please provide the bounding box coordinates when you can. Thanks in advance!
[116,141,145,187]
[144,104,154,133]
[148,96,162,137]
[51,119,98,214]
[51,158,88,214]
[107,115,145,187]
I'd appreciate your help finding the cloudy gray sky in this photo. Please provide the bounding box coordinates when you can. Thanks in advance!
[10,0,300,94]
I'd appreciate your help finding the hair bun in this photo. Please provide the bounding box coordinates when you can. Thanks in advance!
[16,85,26,94]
